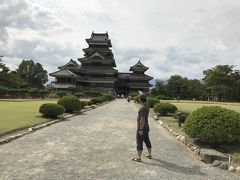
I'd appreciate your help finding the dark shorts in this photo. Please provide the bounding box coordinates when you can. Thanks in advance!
[136,130,152,151]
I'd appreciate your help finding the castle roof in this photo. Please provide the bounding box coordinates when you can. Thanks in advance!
[86,32,112,47]
[50,69,78,78]
[129,60,149,72]
[59,59,80,69]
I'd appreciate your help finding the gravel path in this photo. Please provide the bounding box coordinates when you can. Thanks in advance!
[0,99,239,180]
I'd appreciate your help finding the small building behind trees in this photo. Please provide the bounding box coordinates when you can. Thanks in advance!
[50,32,153,95]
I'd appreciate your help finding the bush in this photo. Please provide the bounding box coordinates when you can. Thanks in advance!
[147,97,159,108]
[8,89,20,98]
[0,86,8,98]
[74,92,84,98]
[156,95,172,100]
[82,91,102,98]
[101,93,115,101]
[56,92,67,98]
[80,101,88,108]
[48,93,59,99]
[129,93,138,97]
[39,103,65,118]
[154,103,177,116]
[90,98,103,104]
[29,88,39,99]
[87,101,93,106]
[39,89,49,99]
[183,106,240,144]
[134,96,140,103]
[57,95,82,113]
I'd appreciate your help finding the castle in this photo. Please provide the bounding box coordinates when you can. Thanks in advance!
[50,32,153,96]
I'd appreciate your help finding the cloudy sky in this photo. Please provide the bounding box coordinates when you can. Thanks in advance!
[1,0,240,81]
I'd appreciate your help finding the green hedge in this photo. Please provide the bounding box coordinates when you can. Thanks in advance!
[57,95,82,113]
[56,92,67,98]
[82,91,102,98]
[39,103,65,118]
[134,96,140,103]
[101,93,115,101]
[156,95,172,100]
[147,97,159,108]
[90,98,103,104]
[184,106,240,144]
[0,86,8,97]
[74,92,84,98]
[153,102,177,116]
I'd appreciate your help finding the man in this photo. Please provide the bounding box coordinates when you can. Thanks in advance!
[132,93,152,162]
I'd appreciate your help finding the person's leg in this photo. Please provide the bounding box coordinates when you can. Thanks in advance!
[133,132,143,161]
[143,131,152,157]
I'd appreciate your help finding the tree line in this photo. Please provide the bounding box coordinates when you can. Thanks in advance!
[0,59,48,98]
[0,59,48,88]
[151,65,240,102]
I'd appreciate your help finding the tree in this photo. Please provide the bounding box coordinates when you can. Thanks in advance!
[186,79,204,99]
[150,80,167,96]
[0,61,24,88]
[202,65,237,101]
[166,75,188,99]
[17,60,48,88]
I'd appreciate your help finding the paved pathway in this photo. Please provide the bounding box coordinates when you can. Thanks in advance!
[0,99,239,180]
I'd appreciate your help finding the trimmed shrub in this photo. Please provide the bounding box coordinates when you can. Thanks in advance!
[48,93,59,99]
[87,101,93,106]
[147,97,159,108]
[80,101,88,108]
[134,96,140,103]
[82,91,102,98]
[39,89,49,99]
[39,103,64,118]
[129,93,138,97]
[56,92,67,98]
[183,106,240,144]
[156,95,172,100]
[90,98,103,104]
[29,88,39,99]
[154,102,177,116]
[18,89,28,99]
[0,86,8,98]
[101,93,115,101]
[8,89,20,98]
[57,95,82,113]
[74,92,84,98]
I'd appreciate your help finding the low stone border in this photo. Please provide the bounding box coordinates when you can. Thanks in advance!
[0,100,113,146]
[150,114,240,175]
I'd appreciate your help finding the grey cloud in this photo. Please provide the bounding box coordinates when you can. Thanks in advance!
[0,0,67,38]
[0,27,8,42]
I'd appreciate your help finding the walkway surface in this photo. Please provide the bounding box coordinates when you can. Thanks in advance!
[0,99,239,180]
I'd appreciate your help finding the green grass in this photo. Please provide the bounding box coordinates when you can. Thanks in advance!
[232,153,240,164]
[161,100,240,113]
[0,99,58,135]
[0,98,91,136]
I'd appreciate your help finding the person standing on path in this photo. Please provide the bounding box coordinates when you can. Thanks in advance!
[132,93,152,162]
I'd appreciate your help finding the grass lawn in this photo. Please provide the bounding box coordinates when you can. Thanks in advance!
[162,100,240,113]
[0,98,91,136]
[0,99,58,136]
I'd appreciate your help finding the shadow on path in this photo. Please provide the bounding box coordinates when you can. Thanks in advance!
[142,158,206,176]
